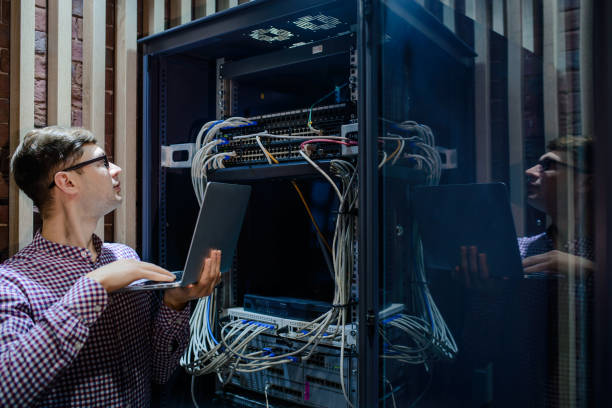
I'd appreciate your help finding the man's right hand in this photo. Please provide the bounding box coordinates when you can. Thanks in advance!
[453,245,491,290]
[85,259,176,292]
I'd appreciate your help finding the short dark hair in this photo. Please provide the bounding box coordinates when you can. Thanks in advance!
[10,126,97,214]
[547,136,593,174]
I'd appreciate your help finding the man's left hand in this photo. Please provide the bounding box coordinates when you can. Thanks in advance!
[163,250,222,311]
[522,250,594,277]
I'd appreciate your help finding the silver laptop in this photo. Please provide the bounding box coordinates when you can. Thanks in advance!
[123,182,251,291]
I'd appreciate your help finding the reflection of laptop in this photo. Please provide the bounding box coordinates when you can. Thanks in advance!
[124,182,251,291]
[411,183,523,279]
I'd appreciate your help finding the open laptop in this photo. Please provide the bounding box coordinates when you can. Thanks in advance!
[123,182,251,291]
[411,183,523,279]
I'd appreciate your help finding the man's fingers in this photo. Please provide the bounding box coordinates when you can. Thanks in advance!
[522,252,550,267]
[469,246,479,283]
[479,253,489,279]
[460,246,471,288]
[138,269,176,282]
[139,261,175,278]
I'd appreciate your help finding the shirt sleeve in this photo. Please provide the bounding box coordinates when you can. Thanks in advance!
[150,299,191,384]
[0,276,108,406]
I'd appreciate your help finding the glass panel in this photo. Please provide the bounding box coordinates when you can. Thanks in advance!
[378,0,597,406]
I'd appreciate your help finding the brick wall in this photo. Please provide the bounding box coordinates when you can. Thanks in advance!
[558,0,582,137]
[105,0,115,239]
[0,1,8,260]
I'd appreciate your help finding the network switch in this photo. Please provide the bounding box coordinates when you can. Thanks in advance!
[216,103,356,166]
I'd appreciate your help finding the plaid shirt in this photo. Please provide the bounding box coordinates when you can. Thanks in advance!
[0,232,190,407]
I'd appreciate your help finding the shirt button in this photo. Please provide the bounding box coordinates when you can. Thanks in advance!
[81,251,88,258]
[93,305,102,313]
[74,341,83,351]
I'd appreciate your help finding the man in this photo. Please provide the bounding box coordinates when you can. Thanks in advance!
[459,136,594,283]
[0,126,221,407]
[458,136,594,406]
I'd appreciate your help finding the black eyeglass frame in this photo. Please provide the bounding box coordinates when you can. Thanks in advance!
[48,154,110,188]
[537,156,592,174]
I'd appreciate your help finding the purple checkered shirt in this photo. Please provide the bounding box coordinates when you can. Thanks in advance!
[0,232,190,407]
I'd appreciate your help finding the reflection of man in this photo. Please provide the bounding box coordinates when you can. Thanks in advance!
[0,127,221,406]
[520,136,594,275]
[459,136,594,281]
[458,136,594,406]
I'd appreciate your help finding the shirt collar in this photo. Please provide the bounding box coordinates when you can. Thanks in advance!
[33,230,103,262]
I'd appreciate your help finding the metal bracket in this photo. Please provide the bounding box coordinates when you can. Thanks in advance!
[161,143,196,168]
[436,146,458,169]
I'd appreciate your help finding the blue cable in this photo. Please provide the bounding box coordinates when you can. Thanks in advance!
[206,297,219,345]
[422,286,435,332]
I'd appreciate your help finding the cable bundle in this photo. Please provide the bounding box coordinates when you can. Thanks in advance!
[379,120,457,367]
[182,122,358,405]
[190,117,251,205]
[379,121,442,185]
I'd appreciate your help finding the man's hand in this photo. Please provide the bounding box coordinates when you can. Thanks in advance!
[163,250,222,311]
[86,259,177,292]
[522,250,595,277]
[453,245,491,290]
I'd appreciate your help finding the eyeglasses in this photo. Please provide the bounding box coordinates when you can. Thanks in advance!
[536,157,590,173]
[48,154,110,188]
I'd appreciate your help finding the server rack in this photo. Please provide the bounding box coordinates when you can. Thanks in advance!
[140,1,475,406]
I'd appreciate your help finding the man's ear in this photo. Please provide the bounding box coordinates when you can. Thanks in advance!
[53,172,79,196]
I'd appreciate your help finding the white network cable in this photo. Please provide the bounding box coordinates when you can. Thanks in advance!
[378,121,457,367]
[379,121,442,186]
[182,122,358,407]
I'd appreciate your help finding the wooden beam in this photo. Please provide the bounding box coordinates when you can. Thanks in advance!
[506,0,525,236]
[9,0,35,254]
[542,0,560,142]
[171,0,192,27]
[83,0,107,240]
[47,0,72,126]
[474,0,491,182]
[144,0,164,35]
[580,0,593,138]
[114,0,138,248]
[193,0,208,18]
[441,0,456,32]
[206,0,216,16]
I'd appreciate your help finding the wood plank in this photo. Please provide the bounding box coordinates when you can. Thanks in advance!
[474,0,491,182]
[580,0,593,138]
[171,0,192,27]
[207,0,216,16]
[542,0,560,143]
[47,0,72,126]
[9,0,35,254]
[83,1,107,240]
[114,0,138,248]
[144,0,164,35]
[441,0,455,32]
[193,0,208,19]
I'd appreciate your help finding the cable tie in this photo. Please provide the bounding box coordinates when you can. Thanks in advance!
[332,300,358,309]
[409,280,429,285]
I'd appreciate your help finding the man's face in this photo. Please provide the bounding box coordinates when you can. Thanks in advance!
[72,143,123,217]
[525,150,568,215]
[524,148,591,219]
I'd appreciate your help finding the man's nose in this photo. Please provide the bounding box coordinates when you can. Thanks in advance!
[109,162,122,176]
[525,164,540,182]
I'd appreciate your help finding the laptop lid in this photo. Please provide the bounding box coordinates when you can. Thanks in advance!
[180,181,252,285]
[411,183,523,279]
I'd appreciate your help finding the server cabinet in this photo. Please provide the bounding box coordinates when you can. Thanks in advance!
[139,0,593,406]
